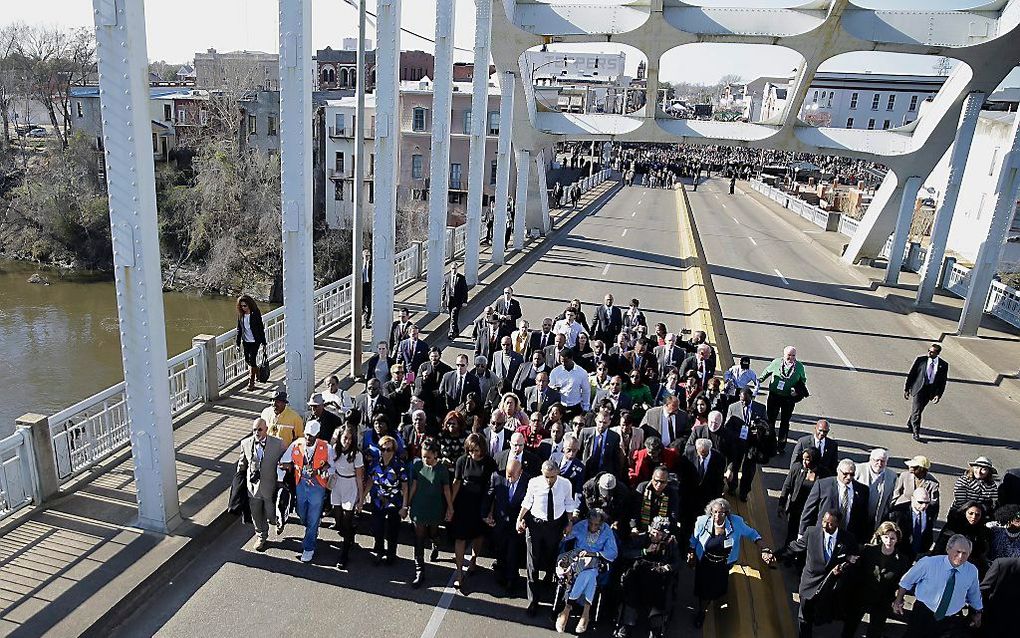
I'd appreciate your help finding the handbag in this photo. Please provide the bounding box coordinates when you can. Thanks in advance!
[792,378,810,403]
[256,345,270,383]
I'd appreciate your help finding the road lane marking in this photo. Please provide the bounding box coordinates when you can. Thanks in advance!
[720,202,727,208]
[419,574,458,638]
[774,269,789,285]
[825,335,857,372]
[732,216,740,223]
[621,228,628,237]
[602,264,611,275]
[748,237,757,246]
[631,211,637,217]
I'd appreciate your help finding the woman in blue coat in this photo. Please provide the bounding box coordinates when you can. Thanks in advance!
[556,508,618,634]
[688,497,775,627]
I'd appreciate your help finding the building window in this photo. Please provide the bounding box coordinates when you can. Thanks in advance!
[334,181,344,201]
[867,118,876,130]
[463,110,472,135]
[412,154,423,179]
[76,101,83,118]
[846,117,854,128]
[200,109,208,126]
[886,95,896,111]
[368,181,374,204]
[812,90,818,103]
[882,119,891,130]
[849,92,858,109]
[909,95,918,112]
[267,115,278,136]
[450,163,462,189]
[488,111,499,135]
[164,104,172,121]
[335,152,344,173]
[152,132,158,152]
[247,114,256,133]
[178,108,187,124]
[490,160,498,185]
[412,107,427,132]
[871,93,880,110]
[370,153,375,176]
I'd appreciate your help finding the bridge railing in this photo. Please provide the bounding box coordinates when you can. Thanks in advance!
[943,258,1020,329]
[0,429,36,522]
[40,224,471,498]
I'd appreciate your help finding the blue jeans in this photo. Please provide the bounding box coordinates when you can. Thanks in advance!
[295,480,326,553]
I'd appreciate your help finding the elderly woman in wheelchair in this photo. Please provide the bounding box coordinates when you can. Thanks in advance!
[554,508,618,634]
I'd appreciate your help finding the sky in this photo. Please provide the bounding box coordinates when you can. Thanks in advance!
[3,0,1016,86]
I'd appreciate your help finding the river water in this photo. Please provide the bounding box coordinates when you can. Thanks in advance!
[0,260,259,438]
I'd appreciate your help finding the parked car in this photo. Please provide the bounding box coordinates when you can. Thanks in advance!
[27,127,49,138]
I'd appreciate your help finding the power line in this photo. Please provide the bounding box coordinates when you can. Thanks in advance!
[340,0,473,54]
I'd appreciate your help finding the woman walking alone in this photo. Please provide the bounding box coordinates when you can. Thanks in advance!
[236,295,267,391]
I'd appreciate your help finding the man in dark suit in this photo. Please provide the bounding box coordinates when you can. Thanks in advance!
[980,556,1020,637]
[799,459,870,541]
[606,332,632,377]
[640,396,689,448]
[679,343,715,390]
[493,286,523,339]
[483,411,513,459]
[529,317,556,355]
[790,420,839,476]
[623,337,656,380]
[361,247,372,327]
[440,354,481,412]
[414,347,452,416]
[442,261,469,338]
[786,511,859,638]
[680,437,727,521]
[886,487,935,560]
[543,332,568,368]
[496,432,541,477]
[524,371,561,416]
[389,307,413,351]
[491,336,523,386]
[592,375,633,413]
[723,388,770,501]
[903,343,948,441]
[353,378,395,431]
[590,293,623,345]
[484,458,530,591]
[579,411,624,480]
[653,333,686,379]
[397,324,429,376]
[473,307,501,365]
[512,350,549,401]
[682,331,717,373]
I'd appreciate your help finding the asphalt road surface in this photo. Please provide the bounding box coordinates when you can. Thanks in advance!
[108,185,702,637]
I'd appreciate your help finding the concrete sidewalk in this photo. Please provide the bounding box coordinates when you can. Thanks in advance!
[0,180,621,638]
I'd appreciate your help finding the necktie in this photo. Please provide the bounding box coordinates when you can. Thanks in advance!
[456,375,464,402]
[927,359,936,383]
[744,405,750,425]
[913,514,923,553]
[594,434,603,465]
[508,480,516,502]
[934,568,958,620]
[699,457,706,480]
[840,486,850,521]
[824,535,834,562]
[546,486,555,521]
[491,433,500,458]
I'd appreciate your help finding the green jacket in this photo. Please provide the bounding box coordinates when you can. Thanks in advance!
[761,358,806,398]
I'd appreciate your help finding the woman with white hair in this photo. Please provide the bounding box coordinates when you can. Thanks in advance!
[688,497,775,627]
[555,508,618,634]
[759,345,807,453]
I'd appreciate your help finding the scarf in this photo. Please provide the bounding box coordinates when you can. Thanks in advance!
[640,487,670,527]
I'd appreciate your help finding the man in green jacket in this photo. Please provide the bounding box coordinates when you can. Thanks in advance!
[759,346,806,454]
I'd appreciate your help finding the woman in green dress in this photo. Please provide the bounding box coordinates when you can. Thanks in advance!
[409,441,453,588]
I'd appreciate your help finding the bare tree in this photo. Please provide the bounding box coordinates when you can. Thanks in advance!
[17,25,95,147]
[718,73,743,86]
[0,23,23,149]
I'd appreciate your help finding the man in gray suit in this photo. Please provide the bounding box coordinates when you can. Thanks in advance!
[237,417,286,551]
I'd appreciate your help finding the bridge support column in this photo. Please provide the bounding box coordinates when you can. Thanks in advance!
[280,0,316,406]
[884,176,922,285]
[92,0,180,533]
[371,0,401,345]
[492,70,516,266]
[513,149,531,250]
[350,0,368,377]
[426,0,456,311]
[535,149,552,235]
[916,91,984,307]
[959,113,1020,335]
[464,0,492,286]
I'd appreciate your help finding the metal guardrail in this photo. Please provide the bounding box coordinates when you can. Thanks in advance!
[44,224,473,489]
[0,430,36,522]
[944,261,1020,329]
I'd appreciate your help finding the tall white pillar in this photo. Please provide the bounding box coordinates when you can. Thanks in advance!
[279,0,315,406]
[92,0,180,532]
[349,0,368,377]
[513,149,530,250]
[959,114,1020,335]
[535,149,551,235]
[464,0,492,286]
[916,92,984,306]
[884,175,922,285]
[372,0,401,346]
[426,0,456,312]
[491,70,516,265]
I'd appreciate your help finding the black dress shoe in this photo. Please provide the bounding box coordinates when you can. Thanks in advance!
[526,602,538,617]
[411,571,423,588]
[912,433,922,442]
[430,546,440,562]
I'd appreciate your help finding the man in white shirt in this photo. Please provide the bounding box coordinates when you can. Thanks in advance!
[553,309,585,348]
[549,350,591,418]
[723,356,759,397]
[517,460,577,615]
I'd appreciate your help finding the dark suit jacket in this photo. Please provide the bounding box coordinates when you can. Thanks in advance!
[591,304,623,342]
[592,390,633,413]
[606,349,631,377]
[639,406,690,448]
[778,462,830,515]
[678,354,714,387]
[981,557,1020,636]
[679,449,727,511]
[495,448,541,478]
[623,350,656,379]
[482,426,513,455]
[511,363,547,398]
[887,501,935,559]
[484,473,529,525]
[787,525,859,602]
[653,344,686,378]
[491,350,523,384]
[523,385,561,415]
[414,360,453,402]
[799,477,871,540]
[353,393,394,429]
[790,434,840,475]
[684,424,733,459]
[389,320,412,350]
[904,355,948,398]
[442,272,468,309]
[235,311,267,348]
[493,297,522,337]
[473,319,500,362]
[397,337,429,374]
[579,427,624,479]
[530,330,556,355]
[439,370,481,412]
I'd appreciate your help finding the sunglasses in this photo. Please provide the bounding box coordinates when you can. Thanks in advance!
[381,446,394,452]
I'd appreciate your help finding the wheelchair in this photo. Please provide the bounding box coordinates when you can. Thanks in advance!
[550,541,613,628]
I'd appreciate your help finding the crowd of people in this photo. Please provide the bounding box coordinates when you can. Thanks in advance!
[231,165,1020,637]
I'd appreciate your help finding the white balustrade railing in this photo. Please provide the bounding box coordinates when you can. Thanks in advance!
[986,280,1020,328]
[0,429,36,522]
[838,214,860,237]
[168,346,205,412]
[944,261,972,297]
[49,383,129,481]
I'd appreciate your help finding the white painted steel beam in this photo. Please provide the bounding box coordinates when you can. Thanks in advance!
[92,0,180,533]
[279,0,316,405]
[959,112,1020,335]
[535,149,552,235]
[884,176,922,285]
[916,92,984,306]
[372,0,401,345]
[427,0,457,312]
[465,0,493,285]
[491,70,516,265]
[513,149,530,250]
[350,0,368,376]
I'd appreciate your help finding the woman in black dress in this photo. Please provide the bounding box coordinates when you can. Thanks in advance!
[932,501,991,573]
[840,521,911,638]
[435,411,467,473]
[778,446,828,546]
[574,332,596,372]
[450,433,497,590]
[235,295,266,391]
